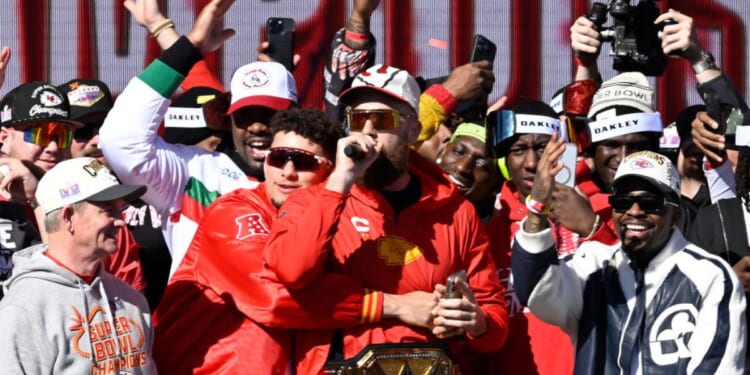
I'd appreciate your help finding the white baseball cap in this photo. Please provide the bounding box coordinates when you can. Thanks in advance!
[612,151,680,197]
[36,157,146,214]
[339,64,420,112]
[227,61,298,114]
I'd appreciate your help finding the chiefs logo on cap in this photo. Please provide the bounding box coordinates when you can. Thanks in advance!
[39,91,63,107]
[631,158,653,169]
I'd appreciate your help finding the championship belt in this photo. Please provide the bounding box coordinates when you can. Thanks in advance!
[323,343,458,375]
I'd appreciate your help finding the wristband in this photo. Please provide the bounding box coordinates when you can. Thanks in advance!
[692,51,718,75]
[574,53,595,67]
[703,155,726,170]
[344,29,369,42]
[150,19,174,39]
[525,195,551,216]
[581,214,601,240]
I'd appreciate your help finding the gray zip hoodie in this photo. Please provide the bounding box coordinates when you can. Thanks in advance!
[0,244,157,374]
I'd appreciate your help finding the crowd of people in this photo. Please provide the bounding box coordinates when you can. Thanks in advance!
[0,0,748,373]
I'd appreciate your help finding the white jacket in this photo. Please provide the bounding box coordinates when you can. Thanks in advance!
[100,64,256,277]
[512,222,746,374]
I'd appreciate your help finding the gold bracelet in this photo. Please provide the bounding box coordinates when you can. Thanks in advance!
[150,19,174,39]
[582,214,601,240]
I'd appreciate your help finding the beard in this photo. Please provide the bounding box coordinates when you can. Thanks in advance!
[361,144,409,190]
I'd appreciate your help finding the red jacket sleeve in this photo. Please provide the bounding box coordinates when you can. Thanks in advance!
[193,192,379,329]
[264,186,347,288]
[179,60,226,92]
[103,226,146,292]
[457,202,509,352]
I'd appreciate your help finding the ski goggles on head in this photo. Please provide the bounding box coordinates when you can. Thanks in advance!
[346,108,400,132]
[265,147,332,171]
[22,122,74,148]
[608,194,679,214]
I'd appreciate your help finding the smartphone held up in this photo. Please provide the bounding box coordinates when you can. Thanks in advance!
[266,17,295,72]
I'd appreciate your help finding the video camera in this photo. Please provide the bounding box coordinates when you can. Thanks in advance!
[588,0,670,76]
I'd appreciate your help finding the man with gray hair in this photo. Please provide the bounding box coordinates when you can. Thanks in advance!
[0,157,157,374]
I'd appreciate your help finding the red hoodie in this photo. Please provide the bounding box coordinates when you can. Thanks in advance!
[153,184,382,374]
[265,153,509,374]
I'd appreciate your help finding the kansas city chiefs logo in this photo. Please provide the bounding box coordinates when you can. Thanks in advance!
[39,91,63,107]
[631,158,653,169]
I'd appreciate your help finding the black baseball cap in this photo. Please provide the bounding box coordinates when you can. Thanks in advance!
[0,81,81,128]
[57,79,114,125]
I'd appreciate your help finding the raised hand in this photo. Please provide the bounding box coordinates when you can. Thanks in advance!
[690,110,726,163]
[186,0,237,53]
[352,0,381,17]
[124,0,180,49]
[123,0,166,30]
[655,9,700,58]
[324,133,381,194]
[442,61,496,102]
[0,46,11,91]
[528,132,566,205]
[570,16,602,57]
[256,41,302,69]
[0,155,43,206]
[549,183,597,236]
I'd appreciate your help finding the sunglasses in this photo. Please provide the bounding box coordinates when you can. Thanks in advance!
[22,122,73,148]
[265,147,332,171]
[73,123,101,141]
[608,194,679,214]
[346,109,400,132]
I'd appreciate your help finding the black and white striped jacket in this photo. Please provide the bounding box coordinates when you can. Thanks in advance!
[512,222,746,375]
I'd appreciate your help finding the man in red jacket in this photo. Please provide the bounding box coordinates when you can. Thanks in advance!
[153,108,439,374]
[264,64,509,374]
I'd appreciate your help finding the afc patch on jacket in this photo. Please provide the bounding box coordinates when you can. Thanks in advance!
[235,213,270,240]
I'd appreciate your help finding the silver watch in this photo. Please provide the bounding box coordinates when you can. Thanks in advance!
[692,51,718,74]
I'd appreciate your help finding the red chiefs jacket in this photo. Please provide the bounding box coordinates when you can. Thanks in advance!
[153,184,383,374]
[265,153,509,374]
[486,182,575,374]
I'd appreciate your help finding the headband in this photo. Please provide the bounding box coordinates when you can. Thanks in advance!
[451,122,486,144]
[588,112,662,144]
[164,107,207,129]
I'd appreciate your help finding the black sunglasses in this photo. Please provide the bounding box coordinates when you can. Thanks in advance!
[265,147,332,172]
[73,123,100,141]
[608,194,679,214]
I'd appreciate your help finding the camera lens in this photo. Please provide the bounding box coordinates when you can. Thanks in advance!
[269,20,283,33]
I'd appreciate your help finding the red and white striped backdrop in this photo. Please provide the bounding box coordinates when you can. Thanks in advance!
[1,0,748,123]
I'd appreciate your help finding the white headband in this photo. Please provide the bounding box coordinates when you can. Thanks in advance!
[164,107,207,129]
[515,114,567,141]
[589,112,662,144]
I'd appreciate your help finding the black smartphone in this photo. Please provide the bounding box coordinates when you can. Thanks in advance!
[266,17,295,72]
[445,269,467,299]
[470,34,497,64]
[461,34,497,123]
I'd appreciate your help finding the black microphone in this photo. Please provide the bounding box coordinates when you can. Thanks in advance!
[344,144,366,160]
